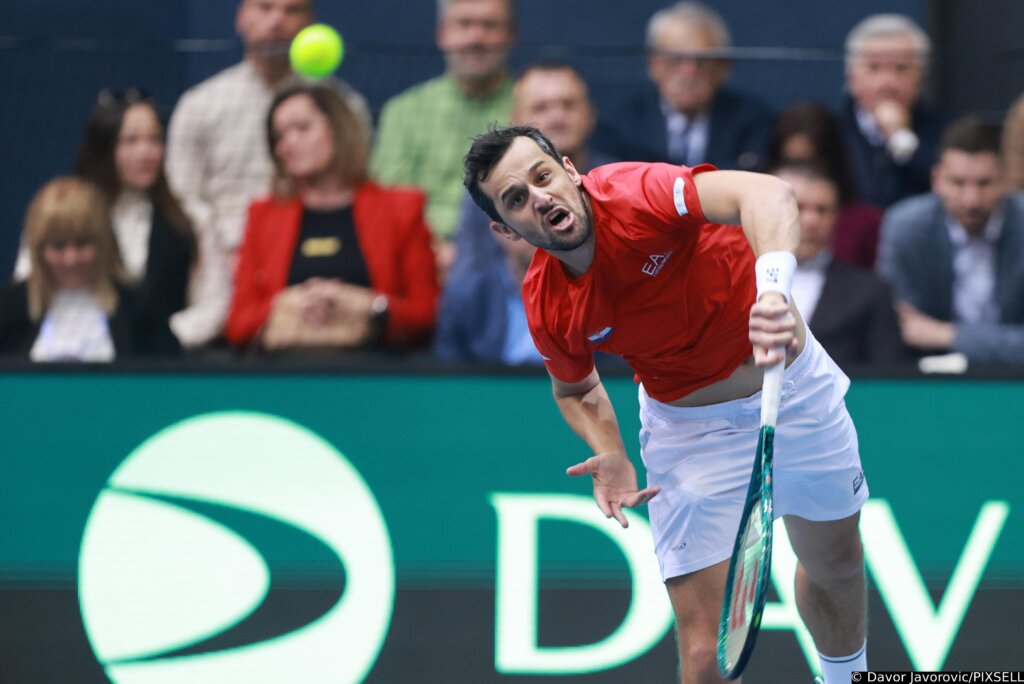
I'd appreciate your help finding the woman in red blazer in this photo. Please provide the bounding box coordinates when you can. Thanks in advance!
[227,82,438,351]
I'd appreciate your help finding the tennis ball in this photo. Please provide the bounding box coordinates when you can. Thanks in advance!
[289,24,344,79]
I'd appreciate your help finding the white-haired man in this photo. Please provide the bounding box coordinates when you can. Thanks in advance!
[839,13,946,208]
[596,1,773,171]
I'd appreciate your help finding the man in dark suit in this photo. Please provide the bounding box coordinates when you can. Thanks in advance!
[773,162,905,368]
[877,118,1024,364]
[595,1,772,171]
[838,14,945,208]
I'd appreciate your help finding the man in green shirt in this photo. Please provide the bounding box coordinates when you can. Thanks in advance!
[371,0,516,270]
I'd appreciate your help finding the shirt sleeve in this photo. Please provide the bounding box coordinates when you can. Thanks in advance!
[169,221,231,348]
[627,162,716,234]
[528,320,594,384]
[369,97,417,186]
[165,90,214,231]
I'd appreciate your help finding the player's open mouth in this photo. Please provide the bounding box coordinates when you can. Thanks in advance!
[545,207,573,231]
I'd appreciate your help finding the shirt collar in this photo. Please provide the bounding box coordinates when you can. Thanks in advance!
[945,204,1005,247]
[854,104,886,146]
[798,249,832,274]
[660,100,708,129]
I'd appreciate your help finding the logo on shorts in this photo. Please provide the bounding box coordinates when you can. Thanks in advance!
[852,471,865,495]
[642,251,673,277]
[670,542,687,552]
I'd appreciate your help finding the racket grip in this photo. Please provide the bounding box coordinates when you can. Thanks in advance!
[760,350,785,427]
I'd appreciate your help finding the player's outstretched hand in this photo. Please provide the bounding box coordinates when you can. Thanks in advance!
[567,452,660,528]
[749,293,797,366]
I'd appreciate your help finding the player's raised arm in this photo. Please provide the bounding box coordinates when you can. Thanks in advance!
[693,170,800,256]
[694,170,803,366]
[551,369,660,527]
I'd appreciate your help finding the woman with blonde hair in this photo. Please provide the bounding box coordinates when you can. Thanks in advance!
[0,177,178,360]
[15,89,229,349]
[227,82,438,352]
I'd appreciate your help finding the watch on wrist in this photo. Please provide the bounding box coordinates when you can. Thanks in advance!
[370,294,389,324]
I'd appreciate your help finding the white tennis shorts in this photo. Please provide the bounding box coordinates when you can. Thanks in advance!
[638,334,868,581]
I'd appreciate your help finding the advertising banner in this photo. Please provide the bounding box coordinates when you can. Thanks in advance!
[0,373,1020,682]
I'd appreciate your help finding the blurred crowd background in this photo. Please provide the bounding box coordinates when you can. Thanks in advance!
[1,0,1022,372]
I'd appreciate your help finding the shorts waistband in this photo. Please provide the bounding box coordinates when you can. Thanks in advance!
[640,334,822,423]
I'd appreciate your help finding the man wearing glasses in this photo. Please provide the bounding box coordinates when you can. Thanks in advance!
[596,1,773,172]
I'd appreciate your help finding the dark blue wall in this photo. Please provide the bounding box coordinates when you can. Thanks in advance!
[0,0,927,274]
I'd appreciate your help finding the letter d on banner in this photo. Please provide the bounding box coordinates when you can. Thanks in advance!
[490,493,674,674]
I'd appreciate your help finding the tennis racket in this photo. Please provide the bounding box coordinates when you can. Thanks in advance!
[716,353,785,679]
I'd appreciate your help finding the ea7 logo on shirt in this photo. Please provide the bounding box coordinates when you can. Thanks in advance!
[642,251,673,277]
[587,326,614,344]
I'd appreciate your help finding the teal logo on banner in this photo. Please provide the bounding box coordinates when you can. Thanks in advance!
[78,412,394,683]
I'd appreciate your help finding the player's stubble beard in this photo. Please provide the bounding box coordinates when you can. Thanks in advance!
[542,183,594,253]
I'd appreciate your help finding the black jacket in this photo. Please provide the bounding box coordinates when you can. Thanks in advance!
[136,204,195,321]
[0,281,180,358]
[594,86,774,171]
[810,259,905,368]
[837,96,946,208]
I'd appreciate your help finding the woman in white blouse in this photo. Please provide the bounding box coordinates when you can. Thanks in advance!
[0,177,178,360]
[16,89,229,348]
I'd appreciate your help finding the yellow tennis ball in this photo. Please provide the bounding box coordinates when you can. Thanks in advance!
[289,24,344,79]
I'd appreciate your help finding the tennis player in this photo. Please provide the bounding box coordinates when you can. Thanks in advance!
[463,125,869,684]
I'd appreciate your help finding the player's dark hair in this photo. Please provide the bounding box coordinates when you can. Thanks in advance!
[75,88,196,259]
[939,117,1001,158]
[463,124,563,223]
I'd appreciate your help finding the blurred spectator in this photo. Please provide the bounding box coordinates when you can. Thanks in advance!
[16,89,227,349]
[370,0,517,268]
[166,0,370,290]
[877,118,1024,364]
[595,1,772,170]
[226,83,438,353]
[839,13,945,208]
[1003,92,1024,191]
[0,178,178,360]
[451,60,615,276]
[434,226,539,364]
[767,101,884,268]
[773,162,904,368]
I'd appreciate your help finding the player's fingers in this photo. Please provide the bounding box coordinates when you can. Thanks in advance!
[566,458,596,477]
[622,486,661,508]
[752,345,770,365]
[753,346,783,366]
[750,316,796,337]
[594,491,613,519]
[610,501,629,528]
[750,299,789,320]
[750,334,792,355]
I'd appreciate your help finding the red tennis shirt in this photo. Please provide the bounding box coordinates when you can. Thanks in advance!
[523,162,756,402]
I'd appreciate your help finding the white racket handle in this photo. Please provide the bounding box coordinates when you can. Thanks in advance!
[760,351,785,427]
